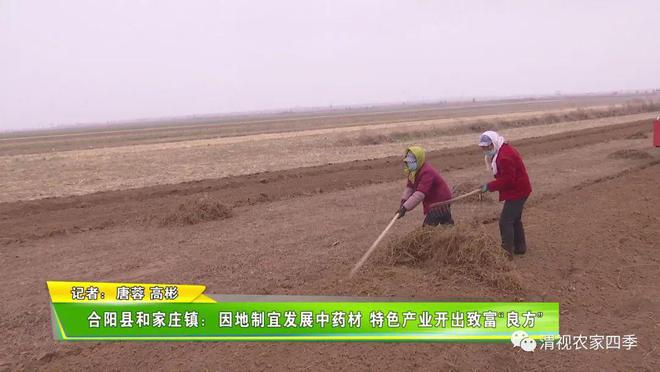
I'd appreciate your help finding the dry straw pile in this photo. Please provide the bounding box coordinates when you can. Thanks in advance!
[158,195,232,226]
[385,225,521,290]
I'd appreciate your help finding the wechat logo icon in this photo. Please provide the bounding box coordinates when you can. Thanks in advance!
[511,331,537,352]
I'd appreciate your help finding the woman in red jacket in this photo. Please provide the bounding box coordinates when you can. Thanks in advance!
[478,131,532,259]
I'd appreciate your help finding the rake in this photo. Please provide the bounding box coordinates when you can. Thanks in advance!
[349,188,482,277]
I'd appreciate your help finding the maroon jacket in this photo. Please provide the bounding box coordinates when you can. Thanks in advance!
[406,162,453,215]
[487,143,532,201]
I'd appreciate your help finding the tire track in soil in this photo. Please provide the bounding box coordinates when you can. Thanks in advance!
[0,119,652,243]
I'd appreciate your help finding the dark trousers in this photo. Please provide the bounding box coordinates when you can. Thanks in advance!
[499,197,527,254]
[423,205,454,227]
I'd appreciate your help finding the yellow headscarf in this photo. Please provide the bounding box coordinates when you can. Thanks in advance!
[403,146,426,182]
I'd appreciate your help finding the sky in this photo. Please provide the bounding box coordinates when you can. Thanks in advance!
[1,0,659,131]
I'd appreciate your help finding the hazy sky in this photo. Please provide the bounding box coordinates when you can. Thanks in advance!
[1,0,659,131]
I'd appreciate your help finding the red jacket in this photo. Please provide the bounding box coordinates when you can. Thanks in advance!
[487,143,532,201]
[407,162,453,215]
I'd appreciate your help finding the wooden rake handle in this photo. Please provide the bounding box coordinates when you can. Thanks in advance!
[349,213,399,278]
[427,188,482,209]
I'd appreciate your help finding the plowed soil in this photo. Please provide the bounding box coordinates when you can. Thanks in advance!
[0,102,658,371]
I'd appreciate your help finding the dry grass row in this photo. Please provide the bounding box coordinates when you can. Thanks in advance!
[338,100,660,146]
[607,149,653,160]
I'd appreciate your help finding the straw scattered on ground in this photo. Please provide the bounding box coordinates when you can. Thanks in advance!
[383,225,521,290]
[607,149,653,160]
[626,131,649,139]
[157,195,232,226]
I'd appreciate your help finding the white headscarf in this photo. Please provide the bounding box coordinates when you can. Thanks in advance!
[480,131,506,175]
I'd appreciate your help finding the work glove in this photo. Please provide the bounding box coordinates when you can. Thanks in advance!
[397,206,407,219]
[481,184,489,193]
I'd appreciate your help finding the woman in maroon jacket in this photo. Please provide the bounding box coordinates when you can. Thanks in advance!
[478,131,532,259]
[397,146,454,226]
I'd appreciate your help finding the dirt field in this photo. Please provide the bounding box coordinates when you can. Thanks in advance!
[0,99,659,371]
[0,94,649,156]
[0,109,655,203]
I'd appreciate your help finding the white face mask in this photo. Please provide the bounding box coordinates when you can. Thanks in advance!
[485,149,497,157]
[405,153,417,171]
